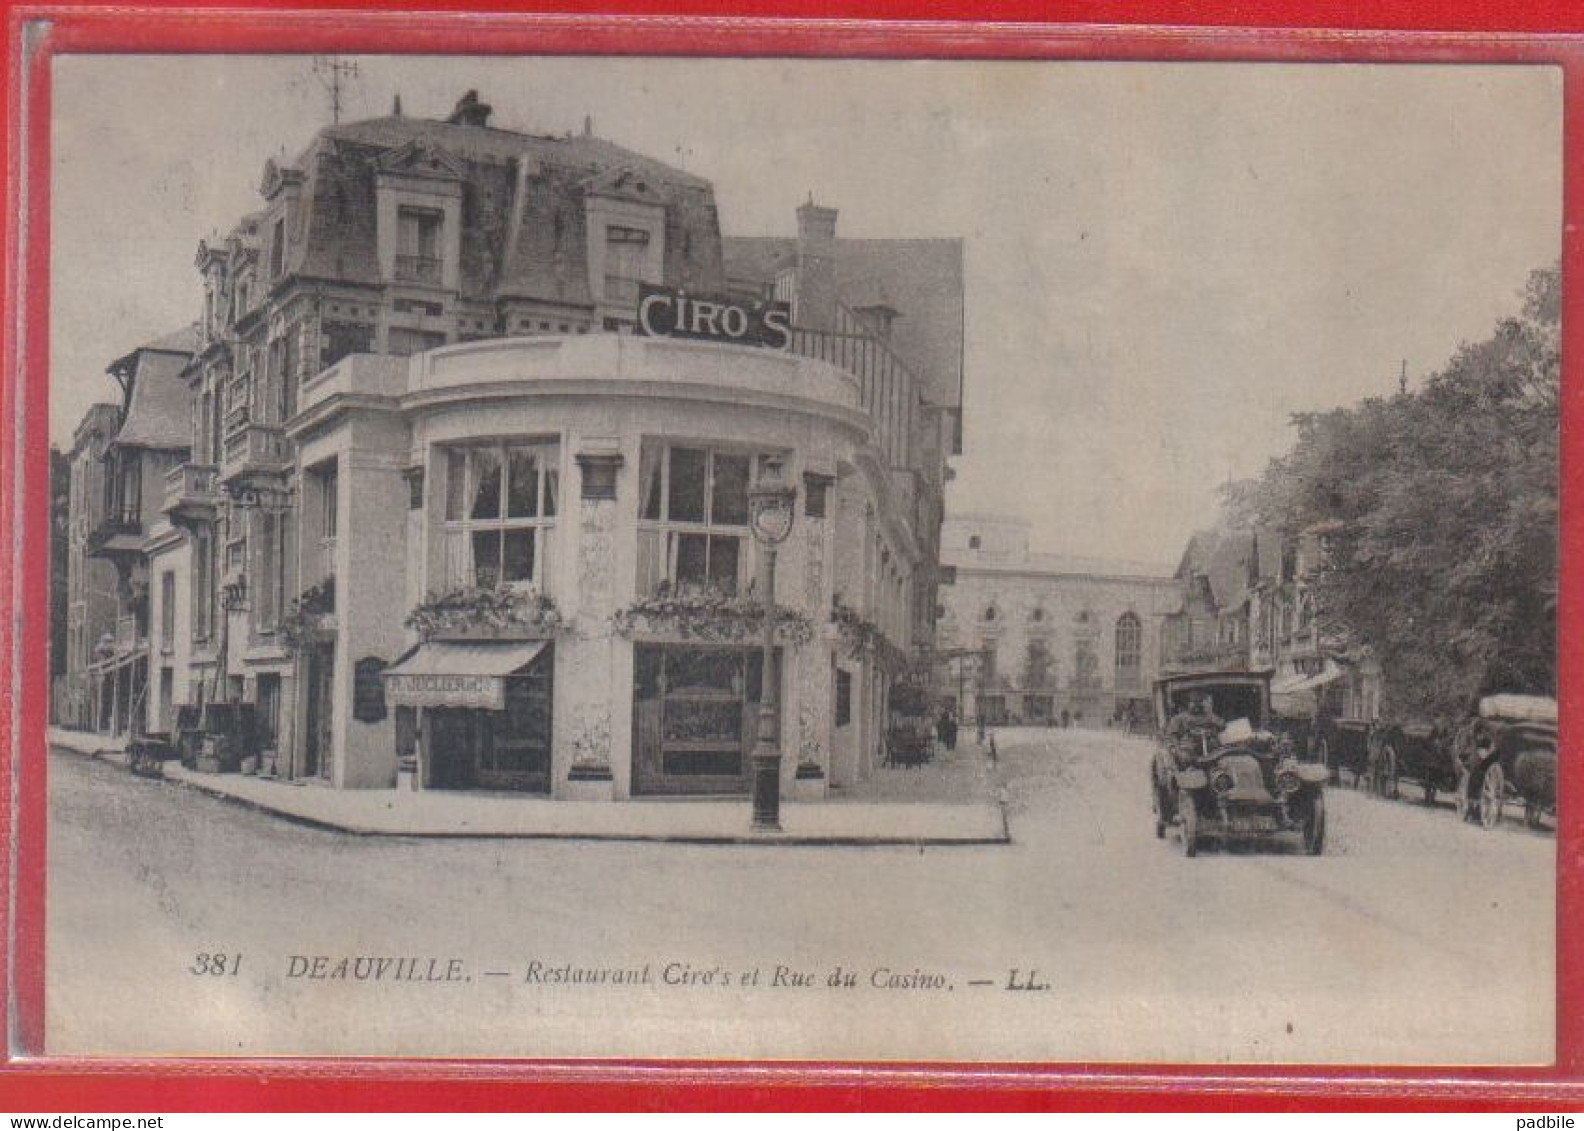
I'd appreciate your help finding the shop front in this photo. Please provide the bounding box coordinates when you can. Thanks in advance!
[384,639,554,792]
[632,643,778,797]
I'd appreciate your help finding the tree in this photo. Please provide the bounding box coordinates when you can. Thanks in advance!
[1242,265,1558,718]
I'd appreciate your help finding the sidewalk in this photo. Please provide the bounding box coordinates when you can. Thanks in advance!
[48,727,1008,846]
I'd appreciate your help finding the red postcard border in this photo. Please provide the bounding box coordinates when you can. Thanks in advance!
[3,4,1581,1111]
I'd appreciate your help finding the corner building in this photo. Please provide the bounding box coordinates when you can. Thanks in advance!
[133,92,963,801]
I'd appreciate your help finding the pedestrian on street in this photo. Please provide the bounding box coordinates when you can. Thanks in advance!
[937,705,958,753]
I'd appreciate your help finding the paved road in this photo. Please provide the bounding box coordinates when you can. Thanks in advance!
[46,729,1554,1063]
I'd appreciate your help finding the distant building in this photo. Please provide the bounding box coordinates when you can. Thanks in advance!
[936,515,1178,727]
[1162,521,1382,721]
[61,403,123,728]
[75,331,199,736]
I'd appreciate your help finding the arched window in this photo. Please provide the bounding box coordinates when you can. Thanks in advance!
[1115,612,1142,687]
[982,604,998,623]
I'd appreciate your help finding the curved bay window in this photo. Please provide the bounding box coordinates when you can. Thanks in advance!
[1115,612,1142,688]
[636,442,768,596]
[443,442,559,592]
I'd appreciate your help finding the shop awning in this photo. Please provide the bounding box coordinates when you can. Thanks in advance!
[382,640,549,710]
[1286,660,1344,694]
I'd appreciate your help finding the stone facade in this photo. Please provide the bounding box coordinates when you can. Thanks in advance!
[937,515,1179,727]
[62,403,123,729]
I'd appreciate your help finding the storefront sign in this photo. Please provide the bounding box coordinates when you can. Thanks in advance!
[384,673,505,711]
[636,284,791,350]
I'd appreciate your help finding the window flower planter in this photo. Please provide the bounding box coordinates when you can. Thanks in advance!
[612,582,814,646]
[279,577,336,652]
[405,584,562,641]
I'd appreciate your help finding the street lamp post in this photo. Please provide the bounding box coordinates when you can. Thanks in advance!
[746,454,797,832]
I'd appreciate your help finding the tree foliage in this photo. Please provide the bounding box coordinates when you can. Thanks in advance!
[1240,265,1559,718]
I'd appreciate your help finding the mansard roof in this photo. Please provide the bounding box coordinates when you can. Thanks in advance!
[263,111,724,309]
[110,326,200,451]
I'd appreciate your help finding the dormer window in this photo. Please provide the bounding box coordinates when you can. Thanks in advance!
[604,225,650,304]
[396,207,443,284]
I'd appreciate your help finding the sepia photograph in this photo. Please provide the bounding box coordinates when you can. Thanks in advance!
[42,52,1561,1064]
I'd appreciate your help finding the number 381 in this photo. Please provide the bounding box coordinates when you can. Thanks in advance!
[189,952,242,977]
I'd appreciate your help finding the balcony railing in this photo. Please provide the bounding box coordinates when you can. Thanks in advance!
[395,255,442,285]
[85,503,142,555]
[162,463,219,523]
[221,423,290,483]
[789,315,918,469]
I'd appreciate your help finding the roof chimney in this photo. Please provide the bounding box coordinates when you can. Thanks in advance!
[796,195,838,246]
[447,90,493,128]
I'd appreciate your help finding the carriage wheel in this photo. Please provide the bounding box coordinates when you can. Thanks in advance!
[1302,793,1327,856]
[1479,763,1505,830]
[1455,769,1472,822]
[1151,773,1167,839]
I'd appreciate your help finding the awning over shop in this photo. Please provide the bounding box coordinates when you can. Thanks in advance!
[1287,660,1344,694]
[1270,672,1309,696]
[1271,661,1344,717]
[382,640,549,710]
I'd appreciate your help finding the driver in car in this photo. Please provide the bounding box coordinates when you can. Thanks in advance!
[1169,695,1224,764]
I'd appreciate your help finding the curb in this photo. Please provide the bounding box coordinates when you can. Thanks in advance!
[53,736,1011,847]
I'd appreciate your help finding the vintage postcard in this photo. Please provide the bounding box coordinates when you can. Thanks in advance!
[41,52,1561,1064]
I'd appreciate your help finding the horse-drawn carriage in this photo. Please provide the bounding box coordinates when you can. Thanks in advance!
[882,676,937,768]
[1453,694,1557,830]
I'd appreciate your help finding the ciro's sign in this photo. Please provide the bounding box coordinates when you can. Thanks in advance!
[637,284,791,351]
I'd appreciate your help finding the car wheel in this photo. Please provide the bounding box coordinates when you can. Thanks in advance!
[1302,793,1326,856]
[1151,772,1167,839]
[1524,803,1543,830]
[1479,763,1505,830]
[1180,796,1199,857]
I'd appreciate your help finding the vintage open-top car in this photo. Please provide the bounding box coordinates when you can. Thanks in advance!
[1150,670,1330,856]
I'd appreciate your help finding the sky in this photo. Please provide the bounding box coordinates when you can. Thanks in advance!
[49,56,1562,567]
